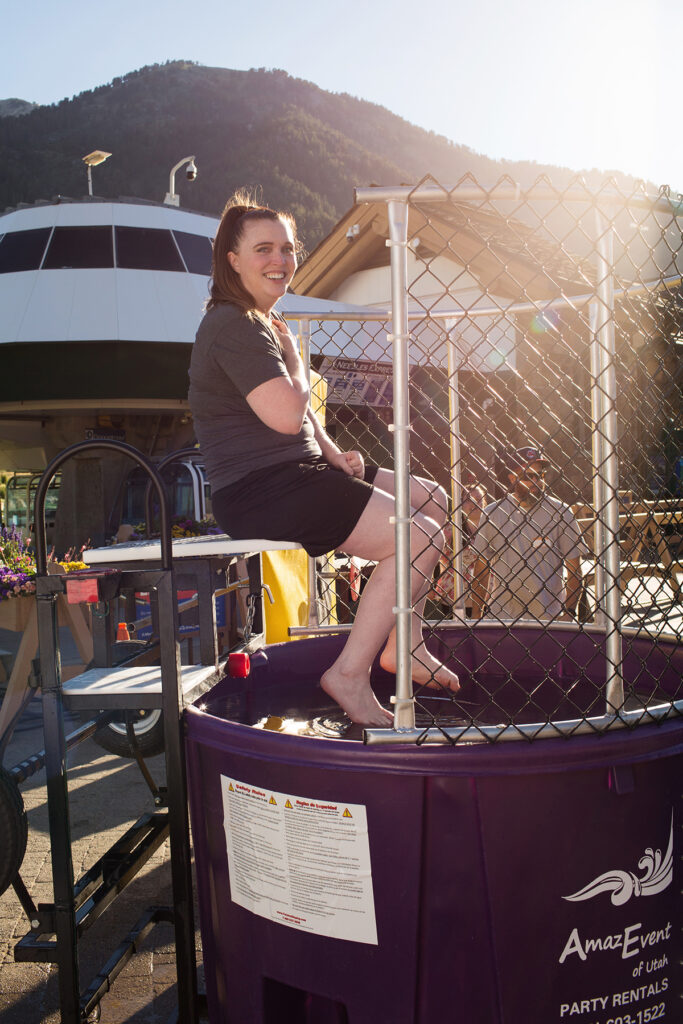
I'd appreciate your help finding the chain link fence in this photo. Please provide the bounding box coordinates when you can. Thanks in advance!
[288,176,683,743]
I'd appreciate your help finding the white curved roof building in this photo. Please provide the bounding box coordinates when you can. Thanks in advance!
[0,197,216,347]
[0,196,219,468]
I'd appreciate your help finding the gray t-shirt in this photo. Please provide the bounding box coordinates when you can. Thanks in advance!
[188,303,320,490]
[475,493,587,619]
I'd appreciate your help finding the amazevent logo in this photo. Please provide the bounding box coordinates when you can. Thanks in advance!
[563,813,673,907]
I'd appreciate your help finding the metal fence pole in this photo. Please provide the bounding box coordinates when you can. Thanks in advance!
[386,199,415,729]
[592,211,624,712]
[446,339,464,607]
[297,317,320,629]
[588,301,607,627]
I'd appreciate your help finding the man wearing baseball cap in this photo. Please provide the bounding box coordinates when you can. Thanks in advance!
[470,445,587,620]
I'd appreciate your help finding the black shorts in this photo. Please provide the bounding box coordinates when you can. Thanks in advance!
[211,457,379,557]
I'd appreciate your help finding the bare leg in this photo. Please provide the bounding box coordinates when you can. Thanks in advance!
[369,471,460,692]
[320,478,458,725]
[373,468,449,529]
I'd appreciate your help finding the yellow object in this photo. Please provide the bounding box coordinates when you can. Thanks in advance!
[310,369,327,423]
[262,548,310,643]
[256,364,328,642]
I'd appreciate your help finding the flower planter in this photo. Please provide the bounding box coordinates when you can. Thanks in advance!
[0,597,34,633]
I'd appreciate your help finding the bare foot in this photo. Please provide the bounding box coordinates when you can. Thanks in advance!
[321,666,393,726]
[380,644,460,694]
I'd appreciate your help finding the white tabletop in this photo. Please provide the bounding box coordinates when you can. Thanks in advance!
[83,534,302,564]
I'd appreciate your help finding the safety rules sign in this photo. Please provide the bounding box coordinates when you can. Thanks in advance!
[221,776,378,945]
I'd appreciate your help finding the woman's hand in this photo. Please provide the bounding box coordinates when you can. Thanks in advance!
[245,318,310,435]
[329,450,365,478]
[270,318,301,371]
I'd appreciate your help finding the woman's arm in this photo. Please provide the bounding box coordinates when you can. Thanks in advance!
[306,407,365,477]
[245,320,310,435]
[251,319,364,475]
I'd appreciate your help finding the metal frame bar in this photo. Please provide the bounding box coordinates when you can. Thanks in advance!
[592,213,624,711]
[387,200,415,730]
[355,182,681,215]
[446,344,464,606]
[296,318,321,629]
[282,280,681,331]
[364,697,683,746]
[80,905,173,1019]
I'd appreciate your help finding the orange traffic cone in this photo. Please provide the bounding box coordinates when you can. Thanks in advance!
[117,622,130,641]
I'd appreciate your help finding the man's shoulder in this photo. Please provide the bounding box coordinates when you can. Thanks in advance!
[483,496,512,517]
[542,494,575,517]
[480,496,513,530]
[538,495,583,536]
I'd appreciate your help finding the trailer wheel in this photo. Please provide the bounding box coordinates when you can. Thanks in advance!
[0,767,28,897]
[93,709,165,758]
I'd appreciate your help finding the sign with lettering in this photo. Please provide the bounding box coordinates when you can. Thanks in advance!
[221,776,378,945]
[318,357,393,407]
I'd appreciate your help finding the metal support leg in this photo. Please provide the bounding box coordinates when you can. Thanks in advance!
[36,586,81,1023]
[246,555,265,641]
[387,198,415,731]
[158,570,199,1024]
[592,212,624,712]
[188,562,218,666]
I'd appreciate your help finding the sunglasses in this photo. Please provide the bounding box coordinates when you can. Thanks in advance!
[521,468,547,482]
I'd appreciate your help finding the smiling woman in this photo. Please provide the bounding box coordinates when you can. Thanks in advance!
[226,217,297,314]
[187,190,458,725]
[206,192,302,315]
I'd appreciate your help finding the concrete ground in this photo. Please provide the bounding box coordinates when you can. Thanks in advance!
[0,627,205,1024]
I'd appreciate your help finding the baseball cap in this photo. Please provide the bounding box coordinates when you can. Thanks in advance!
[495,445,549,482]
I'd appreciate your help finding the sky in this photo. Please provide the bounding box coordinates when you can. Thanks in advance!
[2,0,680,192]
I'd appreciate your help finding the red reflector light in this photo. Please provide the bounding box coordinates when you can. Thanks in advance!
[66,578,100,604]
[228,652,251,678]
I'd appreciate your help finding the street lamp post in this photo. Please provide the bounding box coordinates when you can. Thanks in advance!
[164,156,198,207]
[82,150,112,196]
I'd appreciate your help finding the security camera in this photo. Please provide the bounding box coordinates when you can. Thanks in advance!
[186,160,198,181]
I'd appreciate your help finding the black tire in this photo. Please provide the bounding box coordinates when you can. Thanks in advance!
[91,639,165,758]
[0,766,28,897]
[93,708,165,758]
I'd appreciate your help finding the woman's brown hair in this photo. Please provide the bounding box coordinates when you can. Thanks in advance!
[207,189,301,313]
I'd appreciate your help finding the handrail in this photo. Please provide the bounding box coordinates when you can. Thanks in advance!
[142,446,202,537]
[33,440,173,573]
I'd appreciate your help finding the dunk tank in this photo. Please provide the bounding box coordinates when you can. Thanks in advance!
[185,180,683,1022]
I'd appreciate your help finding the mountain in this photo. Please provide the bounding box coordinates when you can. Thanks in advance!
[0,98,37,118]
[0,61,648,249]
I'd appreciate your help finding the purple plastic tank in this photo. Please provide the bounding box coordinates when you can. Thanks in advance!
[185,629,682,1023]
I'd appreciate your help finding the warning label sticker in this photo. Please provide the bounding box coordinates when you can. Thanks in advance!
[221,776,377,945]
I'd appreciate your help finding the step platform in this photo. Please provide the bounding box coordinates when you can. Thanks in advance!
[61,663,220,711]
